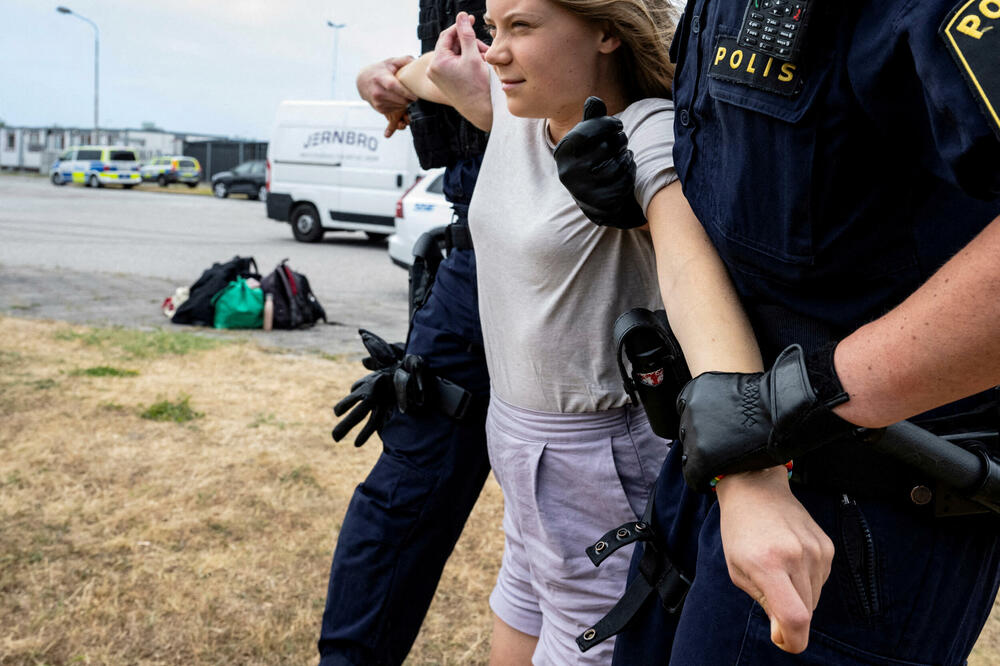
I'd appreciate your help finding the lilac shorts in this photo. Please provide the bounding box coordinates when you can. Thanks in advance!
[486,395,671,665]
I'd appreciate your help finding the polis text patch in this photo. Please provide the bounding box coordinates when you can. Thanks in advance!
[708,35,803,96]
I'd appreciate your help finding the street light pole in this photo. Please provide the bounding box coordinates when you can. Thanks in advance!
[56,6,99,144]
[325,21,346,99]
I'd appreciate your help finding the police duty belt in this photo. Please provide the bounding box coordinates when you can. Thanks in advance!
[575,420,1000,652]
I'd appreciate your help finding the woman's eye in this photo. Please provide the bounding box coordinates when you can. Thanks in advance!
[486,25,497,36]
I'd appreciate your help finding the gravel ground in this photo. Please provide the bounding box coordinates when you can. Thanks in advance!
[0,263,399,357]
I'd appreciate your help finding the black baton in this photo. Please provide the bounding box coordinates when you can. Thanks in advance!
[863,422,1000,513]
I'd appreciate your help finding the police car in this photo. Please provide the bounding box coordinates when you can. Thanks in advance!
[387,168,452,269]
[50,145,142,188]
[140,156,202,187]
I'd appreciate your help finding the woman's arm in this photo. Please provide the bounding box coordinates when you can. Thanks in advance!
[393,12,493,132]
[647,181,760,376]
[395,53,450,105]
[647,181,834,655]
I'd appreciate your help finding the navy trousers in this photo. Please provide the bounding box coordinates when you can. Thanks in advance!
[612,446,1000,664]
[318,247,490,666]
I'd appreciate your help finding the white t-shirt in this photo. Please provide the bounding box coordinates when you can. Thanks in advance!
[469,70,678,413]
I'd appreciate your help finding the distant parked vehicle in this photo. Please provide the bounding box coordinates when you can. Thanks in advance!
[266,100,423,243]
[49,145,141,188]
[387,168,452,269]
[211,160,267,200]
[140,156,202,187]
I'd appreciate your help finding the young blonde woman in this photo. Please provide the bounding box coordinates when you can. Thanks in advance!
[386,1,830,662]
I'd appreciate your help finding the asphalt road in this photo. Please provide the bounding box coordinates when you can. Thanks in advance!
[0,173,410,354]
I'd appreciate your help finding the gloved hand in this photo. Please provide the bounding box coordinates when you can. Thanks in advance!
[331,330,406,447]
[553,96,646,229]
[676,344,856,492]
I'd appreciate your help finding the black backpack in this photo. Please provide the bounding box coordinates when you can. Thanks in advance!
[261,259,327,329]
[172,256,259,326]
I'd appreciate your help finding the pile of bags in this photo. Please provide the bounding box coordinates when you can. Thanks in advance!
[163,256,327,330]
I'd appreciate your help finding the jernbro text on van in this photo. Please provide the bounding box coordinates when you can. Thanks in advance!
[302,130,379,152]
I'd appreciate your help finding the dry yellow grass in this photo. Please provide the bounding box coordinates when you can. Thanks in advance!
[0,315,998,665]
[0,316,501,665]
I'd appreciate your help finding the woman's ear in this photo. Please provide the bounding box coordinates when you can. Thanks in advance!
[598,22,621,54]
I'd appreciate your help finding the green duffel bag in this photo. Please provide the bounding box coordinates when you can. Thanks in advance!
[211,277,264,329]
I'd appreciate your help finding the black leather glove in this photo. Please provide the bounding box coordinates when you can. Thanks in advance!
[553,96,646,230]
[358,328,405,371]
[332,368,396,447]
[676,344,855,492]
[331,329,406,447]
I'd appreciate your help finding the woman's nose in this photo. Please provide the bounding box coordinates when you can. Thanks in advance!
[484,36,508,66]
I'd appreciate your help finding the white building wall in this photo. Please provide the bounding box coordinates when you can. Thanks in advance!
[0,128,20,169]
[1,126,201,171]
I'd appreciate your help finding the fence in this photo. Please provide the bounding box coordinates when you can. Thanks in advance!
[182,141,268,181]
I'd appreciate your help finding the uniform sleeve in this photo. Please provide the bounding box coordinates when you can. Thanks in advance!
[849,0,1000,199]
[622,99,680,215]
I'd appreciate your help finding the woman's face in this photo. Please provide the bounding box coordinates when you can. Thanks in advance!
[483,0,619,124]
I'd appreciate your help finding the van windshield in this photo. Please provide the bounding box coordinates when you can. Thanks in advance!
[110,150,137,161]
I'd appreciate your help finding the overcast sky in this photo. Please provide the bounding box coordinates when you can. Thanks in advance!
[0,0,419,140]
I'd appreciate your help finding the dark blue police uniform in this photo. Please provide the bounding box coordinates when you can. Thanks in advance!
[318,2,492,659]
[613,0,1000,662]
[317,159,490,666]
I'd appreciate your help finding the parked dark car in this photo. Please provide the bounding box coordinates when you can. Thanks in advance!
[211,160,267,200]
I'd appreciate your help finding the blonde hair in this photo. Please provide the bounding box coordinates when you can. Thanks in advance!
[551,0,677,101]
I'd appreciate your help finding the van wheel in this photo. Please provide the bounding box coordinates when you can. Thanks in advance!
[157,175,168,187]
[291,204,324,243]
[51,172,66,186]
[365,232,389,242]
[88,174,101,188]
[186,182,197,188]
[123,184,136,189]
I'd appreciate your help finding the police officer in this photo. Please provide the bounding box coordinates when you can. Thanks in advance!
[556,0,1000,661]
[316,3,491,664]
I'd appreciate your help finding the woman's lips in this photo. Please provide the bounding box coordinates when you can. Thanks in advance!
[501,79,525,92]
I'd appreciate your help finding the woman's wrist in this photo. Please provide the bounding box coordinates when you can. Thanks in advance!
[715,462,793,501]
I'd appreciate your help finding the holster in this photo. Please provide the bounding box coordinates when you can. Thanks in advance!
[613,308,691,439]
[408,226,448,321]
[407,222,475,321]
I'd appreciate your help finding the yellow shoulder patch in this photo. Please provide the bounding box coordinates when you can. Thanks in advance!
[940,0,1000,139]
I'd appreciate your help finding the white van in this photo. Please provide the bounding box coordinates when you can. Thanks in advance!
[266,101,423,243]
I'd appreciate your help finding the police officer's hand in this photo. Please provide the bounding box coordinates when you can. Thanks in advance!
[715,469,834,654]
[357,56,418,115]
[553,97,646,229]
[356,56,418,138]
[676,344,855,492]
